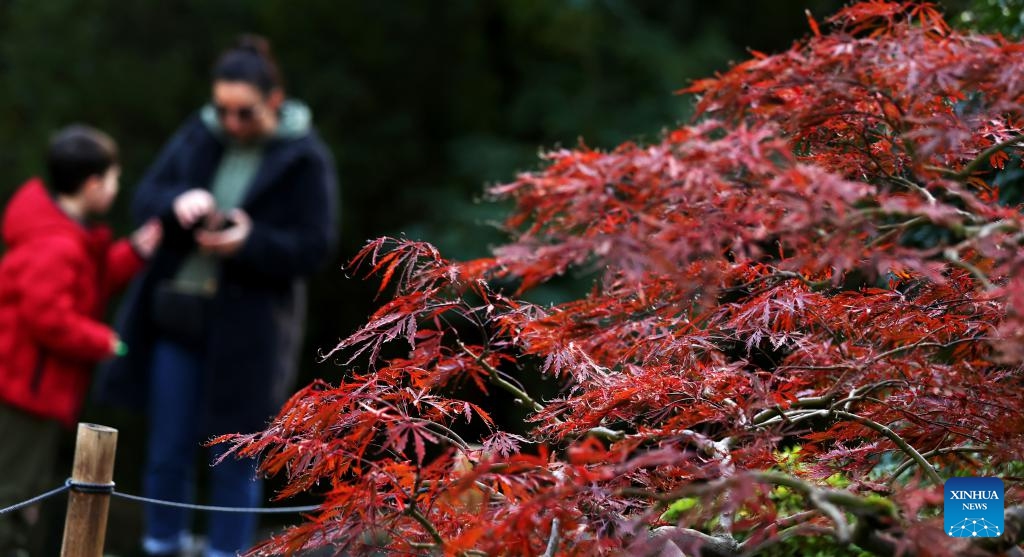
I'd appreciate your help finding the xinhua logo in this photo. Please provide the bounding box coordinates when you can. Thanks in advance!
[944,477,1004,538]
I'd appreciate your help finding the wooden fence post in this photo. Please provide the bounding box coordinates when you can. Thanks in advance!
[60,423,118,557]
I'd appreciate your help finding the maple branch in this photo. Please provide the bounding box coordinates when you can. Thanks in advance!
[834,381,907,409]
[922,164,957,177]
[649,526,740,557]
[956,134,1024,180]
[752,395,834,425]
[750,471,904,553]
[748,471,895,515]
[645,471,896,555]
[747,505,1024,557]
[886,445,987,484]
[850,517,905,557]
[809,490,850,542]
[457,340,545,413]
[856,128,893,178]
[776,509,820,528]
[770,507,819,528]
[870,216,926,247]
[458,340,629,441]
[416,419,471,451]
[887,175,936,205]
[753,381,906,427]
[945,248,995,291]
[874,337,985,362]
[829,410,943,485]
[876,216,926,231]
[623,471,895,517]
[542,518,561,557]
[961,218,1018,240]
[752,408,828,428]
[723,270,830,294]
[397,470,446,550]
[587,426,626,442]
[407,506,444,547]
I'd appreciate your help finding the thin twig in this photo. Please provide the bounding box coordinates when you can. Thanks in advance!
[830,410,942,485]
[956,134,1024,179]
[411,418,472,451]
[587,426,626,441]
[753,409,829,429]
[888,175,936,205]
[721,270,823,294]
[621,470,895,516]
[650,526,740,557]
[752,397,834,426]
[408,507,445,547]
[870,216,926,247]
[887,445,987,484]
[809,490,850,543]
[542,518,561,557]
[458,340,545,412]
[754,381,907,427]
[748,471,895,514]
[945,248,996,291]
[775,510,819,528]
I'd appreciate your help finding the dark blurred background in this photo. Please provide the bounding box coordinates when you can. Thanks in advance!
[0,0,1017,553]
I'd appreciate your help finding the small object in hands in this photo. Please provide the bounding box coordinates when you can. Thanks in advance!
[114,340,129,357]
[200,212,237,232]
[194,208,252,257]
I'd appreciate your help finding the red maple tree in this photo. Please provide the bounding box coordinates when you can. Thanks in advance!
[225,2,1024,555]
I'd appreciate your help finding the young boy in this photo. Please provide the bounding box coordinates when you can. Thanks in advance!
[0,125,160,553]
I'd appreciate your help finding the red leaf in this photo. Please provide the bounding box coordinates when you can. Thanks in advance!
[805,9,821,38]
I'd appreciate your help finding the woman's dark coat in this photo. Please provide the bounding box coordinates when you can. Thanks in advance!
[96,113,338,434]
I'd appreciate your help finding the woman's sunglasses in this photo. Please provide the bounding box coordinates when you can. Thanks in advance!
[214,104,257,122]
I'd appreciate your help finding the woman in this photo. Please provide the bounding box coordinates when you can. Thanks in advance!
[98,35,338,556]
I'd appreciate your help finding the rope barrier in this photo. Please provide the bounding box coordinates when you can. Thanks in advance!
[66,478,115,494]
[0,479,320,516]
[0,484,69,515]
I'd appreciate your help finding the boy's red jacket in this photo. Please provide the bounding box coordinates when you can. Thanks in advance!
[0,178,143,427]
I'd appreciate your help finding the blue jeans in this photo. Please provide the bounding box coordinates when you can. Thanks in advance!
[143,339,262,556]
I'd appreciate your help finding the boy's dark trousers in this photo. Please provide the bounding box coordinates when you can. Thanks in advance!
[0,404,60,556]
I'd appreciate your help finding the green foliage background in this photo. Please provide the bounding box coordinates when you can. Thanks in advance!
[959,0,1024,35]
[0,0,1014,552]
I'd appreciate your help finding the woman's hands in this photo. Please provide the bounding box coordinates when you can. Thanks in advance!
[195,208,253,256]
[172,189,253,257]
[172,189,216,228]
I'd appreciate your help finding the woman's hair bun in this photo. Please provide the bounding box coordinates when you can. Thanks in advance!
[213,33,282,94]
[235,34,272,59]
